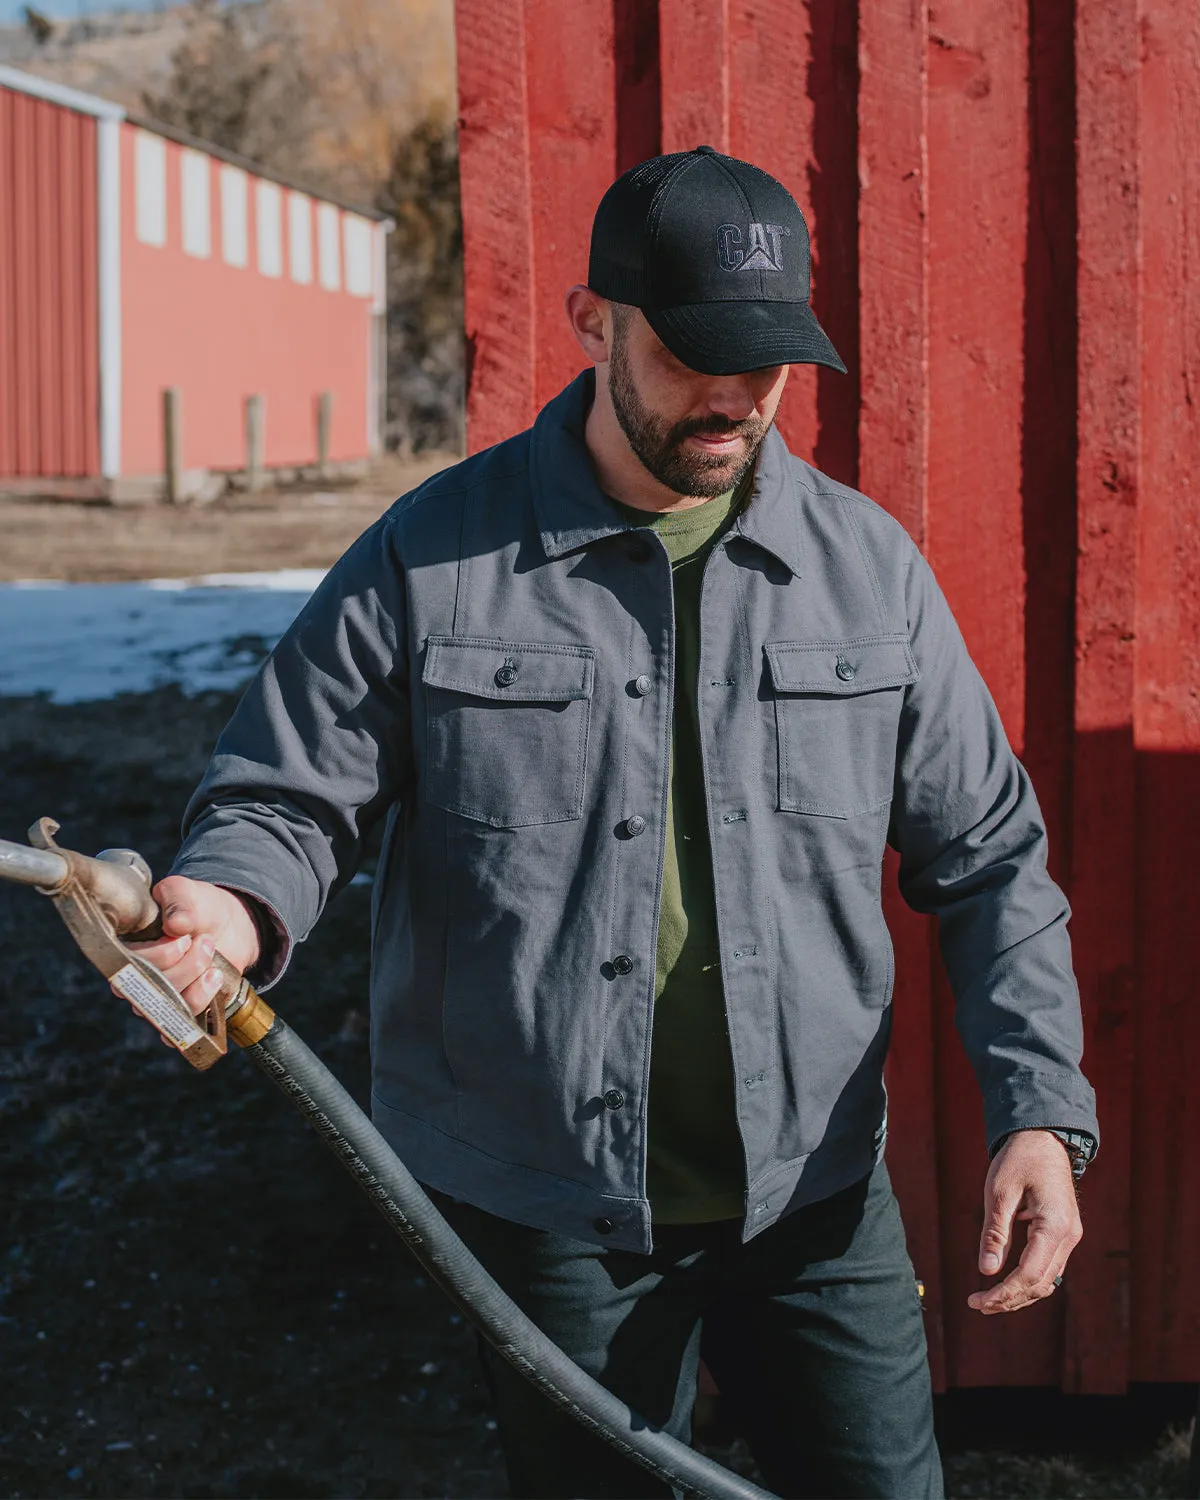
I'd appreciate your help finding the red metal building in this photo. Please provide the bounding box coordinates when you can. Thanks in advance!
[454,0,1200,1393]
[0,65,390,490]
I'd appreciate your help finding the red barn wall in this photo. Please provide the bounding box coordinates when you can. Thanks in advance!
[455,0,1200,1391]
[0,87,99,479]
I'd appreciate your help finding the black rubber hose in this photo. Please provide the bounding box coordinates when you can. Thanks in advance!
[244,1017,776,1500]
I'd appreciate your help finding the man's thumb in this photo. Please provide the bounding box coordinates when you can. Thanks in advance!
[979,1188,1017,1275]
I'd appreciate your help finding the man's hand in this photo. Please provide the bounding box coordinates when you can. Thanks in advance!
[115,875,262,1019]
[968,1129,1082,1315]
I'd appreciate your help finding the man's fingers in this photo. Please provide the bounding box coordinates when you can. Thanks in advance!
[124,932,193,969]
[181,966,224,1018]
[968,1217,1080,1314]
[111,933,218,1016]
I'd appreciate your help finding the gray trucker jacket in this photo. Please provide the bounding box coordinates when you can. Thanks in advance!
[175,371,1098,1253]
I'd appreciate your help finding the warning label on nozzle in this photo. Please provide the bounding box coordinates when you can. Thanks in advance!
[112,963,204,1047]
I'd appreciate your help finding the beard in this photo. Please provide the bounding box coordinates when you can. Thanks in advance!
[608,332,770,498]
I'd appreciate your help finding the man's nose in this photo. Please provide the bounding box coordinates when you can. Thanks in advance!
[702,378,758,422]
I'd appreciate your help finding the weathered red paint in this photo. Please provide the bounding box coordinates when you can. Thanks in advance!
[659,0,729,155]
[525,0,618,414]
[456,0,537,454]
[451,0,1200,1391]
[0,88,99,478]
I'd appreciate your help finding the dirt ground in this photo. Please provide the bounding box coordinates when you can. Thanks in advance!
[0,455,454,584]
[0,486,1195,1499]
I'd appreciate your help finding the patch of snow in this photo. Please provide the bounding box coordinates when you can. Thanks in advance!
[0,571,324,703]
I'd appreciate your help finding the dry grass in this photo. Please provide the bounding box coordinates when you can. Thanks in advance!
[0,453,455,584]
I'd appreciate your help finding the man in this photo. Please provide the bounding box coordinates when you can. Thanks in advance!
[129,148,1098,1499]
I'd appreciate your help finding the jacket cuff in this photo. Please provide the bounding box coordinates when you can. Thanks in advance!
[983,1071,1100,1158]
[217,885,292,991]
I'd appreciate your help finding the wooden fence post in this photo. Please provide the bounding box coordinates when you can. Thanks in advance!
[316,390,332,478]
[162,386,182,504]
[245,393,264,492]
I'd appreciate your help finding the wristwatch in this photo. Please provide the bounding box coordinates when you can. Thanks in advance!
[991,1128,1097,1182]
[1046,1128,1097,1182]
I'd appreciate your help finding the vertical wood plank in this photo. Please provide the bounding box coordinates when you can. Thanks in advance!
[659,0,730,153]
[524,0,619,412]
[1067,0,1140,1395]
[456,0,536,453]
[925,0,1054,1387]
[1130,0,1200,1385]
[857,0,944,1392]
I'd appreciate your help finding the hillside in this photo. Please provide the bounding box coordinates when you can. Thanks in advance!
[0,0,456,202]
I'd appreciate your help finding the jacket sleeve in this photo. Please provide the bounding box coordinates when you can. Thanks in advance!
[169,513,412,988]
[888,545,1099,1152]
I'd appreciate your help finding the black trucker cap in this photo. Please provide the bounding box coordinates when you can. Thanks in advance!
[588,145,846,377]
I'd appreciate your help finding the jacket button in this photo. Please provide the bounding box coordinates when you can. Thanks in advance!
[495,664,519,687]
[633,674,653,697]
[603,1088,625,1110]
[835,659,856,682]
[593,1217,614,1235]
[625,814,646,837]
[612,954,634,975]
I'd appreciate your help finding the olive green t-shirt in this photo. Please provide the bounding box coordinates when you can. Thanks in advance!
[611,475,752,1223]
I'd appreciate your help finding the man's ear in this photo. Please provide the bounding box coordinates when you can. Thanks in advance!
[565,285,611,364]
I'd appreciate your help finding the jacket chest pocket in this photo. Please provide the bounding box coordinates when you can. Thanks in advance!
[421,636,596,828]
[765,636,919,818]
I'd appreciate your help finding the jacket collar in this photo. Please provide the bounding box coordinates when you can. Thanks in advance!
[530,371,803,578]
[729,425,804,578]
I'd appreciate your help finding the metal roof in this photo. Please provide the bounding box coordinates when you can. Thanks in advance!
[0,65,391,224]
[0,62,124,120]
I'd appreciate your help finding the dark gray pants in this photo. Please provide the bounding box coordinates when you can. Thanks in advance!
[428,1162,943,1500]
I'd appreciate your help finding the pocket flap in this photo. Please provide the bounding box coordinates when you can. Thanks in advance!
[765,635,919,695]
[423,636,595,703]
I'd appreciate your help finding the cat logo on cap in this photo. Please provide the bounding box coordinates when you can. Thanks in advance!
[717,221,791,273]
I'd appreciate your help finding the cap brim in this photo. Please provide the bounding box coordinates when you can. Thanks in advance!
[643,299,847,376]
